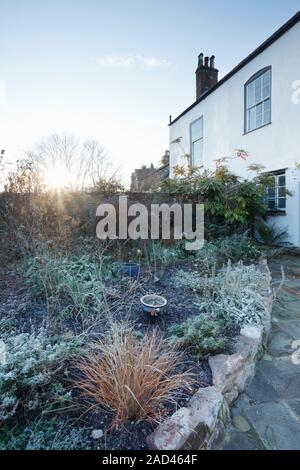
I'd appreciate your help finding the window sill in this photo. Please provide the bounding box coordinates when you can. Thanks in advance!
[267,210,286,216]
[243,121,272,136]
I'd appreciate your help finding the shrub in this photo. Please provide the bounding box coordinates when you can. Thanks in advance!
[148,242,185,280]
[24,252,104,322]
[161,163,269,238]
[206,262,268,325]
[0,418,91,450]
[173,262,268,325]
[0,190,74,263]
[195,234,261,273]
[149,243,183,264]
[169,316,227,358]
[216,233,261,262]
[255,218,288,246]
[173,269,212,293]
[75,323,194,428]
[0,330,82,423]
[0,318,12,338]
[196,241,219,274]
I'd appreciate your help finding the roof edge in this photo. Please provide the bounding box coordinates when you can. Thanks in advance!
[169,11,300,126]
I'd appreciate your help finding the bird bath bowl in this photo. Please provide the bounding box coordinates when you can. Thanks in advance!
[140,294,167,318]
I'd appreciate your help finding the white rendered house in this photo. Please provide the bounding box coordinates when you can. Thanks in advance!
[169,11,300,246]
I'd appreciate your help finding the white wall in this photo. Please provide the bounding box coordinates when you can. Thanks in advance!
[267,168,300,246]
[169,21,300,245]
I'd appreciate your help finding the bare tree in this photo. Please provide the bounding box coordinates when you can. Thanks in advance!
[78,138,121,190]
[27,132,122,191]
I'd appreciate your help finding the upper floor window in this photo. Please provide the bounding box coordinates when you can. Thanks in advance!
[245,67,271,133]
[190,117,203,166]
[266,172,286,211]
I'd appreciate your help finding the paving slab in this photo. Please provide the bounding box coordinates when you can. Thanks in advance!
[269,257,300,279]
[232,415,251,432]
[271,299,300,320]
[274,319,300,340]
[230,394,253,416]
[258,358,300,400]
[286,399,300,420]
[222,426,261,450]
[243,402,300,450]
[220,255,300,450]
[267,329,296,357]
[245,369,281,403]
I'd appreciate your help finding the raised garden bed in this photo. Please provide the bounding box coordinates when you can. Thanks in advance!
[0,258,272,450]
[146,261,273,450]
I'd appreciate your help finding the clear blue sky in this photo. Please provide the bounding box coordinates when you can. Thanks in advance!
[1,0,299,184]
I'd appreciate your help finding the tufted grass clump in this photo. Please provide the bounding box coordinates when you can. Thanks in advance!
[75,323,194,429]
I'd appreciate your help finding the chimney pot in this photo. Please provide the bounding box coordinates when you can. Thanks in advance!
[198,53,204,67]
[196,53,218,99]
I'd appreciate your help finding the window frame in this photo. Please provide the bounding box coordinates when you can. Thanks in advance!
[189,116,204,167]
[265,171,286,213]
[244,66,272,134]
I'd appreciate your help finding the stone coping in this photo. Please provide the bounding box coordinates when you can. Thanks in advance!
[146,261,274,450]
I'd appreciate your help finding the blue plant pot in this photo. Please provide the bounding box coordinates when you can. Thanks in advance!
[119,262,140,278]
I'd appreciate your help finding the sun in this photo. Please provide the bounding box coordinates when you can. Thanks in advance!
[43,165,74,190]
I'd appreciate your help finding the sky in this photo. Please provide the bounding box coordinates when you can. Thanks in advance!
[0,0,299,185]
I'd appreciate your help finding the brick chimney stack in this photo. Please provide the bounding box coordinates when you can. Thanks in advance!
[196,53,219,99]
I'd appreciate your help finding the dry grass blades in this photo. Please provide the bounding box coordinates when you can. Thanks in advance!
[75,323,195,429]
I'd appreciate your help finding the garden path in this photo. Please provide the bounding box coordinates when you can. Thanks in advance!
[219,255,300,450]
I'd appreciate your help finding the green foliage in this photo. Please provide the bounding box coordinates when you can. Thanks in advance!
[255,218,288,246]
[161,165,269,238]
[169,316,226,358]
[0,330,82,423]
[216,234,261,262]
[0,418,91,450]
[194,235,261,275]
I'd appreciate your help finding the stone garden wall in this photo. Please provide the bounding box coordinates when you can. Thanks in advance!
[146,261,274,450]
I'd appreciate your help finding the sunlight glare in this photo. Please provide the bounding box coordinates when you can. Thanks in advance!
[43,166,74,190]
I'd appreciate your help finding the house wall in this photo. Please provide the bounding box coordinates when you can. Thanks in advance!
[267,168,300,246]
[169,21,300,245]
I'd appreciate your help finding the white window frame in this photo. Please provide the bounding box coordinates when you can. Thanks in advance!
[245,67,272,133]
[266,172,286,212]
[189,117,203,166]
